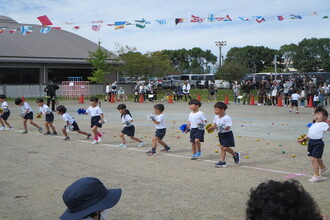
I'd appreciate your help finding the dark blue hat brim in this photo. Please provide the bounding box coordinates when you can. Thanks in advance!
[60,188,122,220]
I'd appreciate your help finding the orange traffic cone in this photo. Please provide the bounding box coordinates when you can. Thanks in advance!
[308,96,313,108]
[277,96,283,107]
[249,95,255,105]
[224,94,229,104]
[22,95,25,102]
[79,95,84,104]
[168,94,173,103]
[110,94,115,103]
[139,94,144,103]
[197,94,201,101]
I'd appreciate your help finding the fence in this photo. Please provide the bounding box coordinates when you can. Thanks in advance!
[0,84,134,98]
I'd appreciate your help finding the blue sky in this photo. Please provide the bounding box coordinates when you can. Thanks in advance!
[1,0,330,58]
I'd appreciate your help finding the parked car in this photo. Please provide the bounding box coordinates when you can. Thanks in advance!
[162,75,181,89]
[214,80,231,89]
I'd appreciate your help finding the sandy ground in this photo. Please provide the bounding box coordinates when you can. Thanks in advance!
[0,99,329,220]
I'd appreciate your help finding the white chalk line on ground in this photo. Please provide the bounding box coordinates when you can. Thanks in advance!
[10,129,320,179]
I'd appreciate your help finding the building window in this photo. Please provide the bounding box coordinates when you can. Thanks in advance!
[48,69,92,83]
[0,68,39,84]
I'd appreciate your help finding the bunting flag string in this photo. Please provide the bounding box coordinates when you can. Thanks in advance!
[0,12,329,35]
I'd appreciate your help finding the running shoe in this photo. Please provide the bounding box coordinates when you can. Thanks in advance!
[137,142,145,147]
[146,151,156,156]
[215,161,228,168]
[38,127,43,134]
[308,175,322,183]
[161,146,171,152]
[233,152,240,164]
[87,134,92,139]
[92,140,99,145]
[21,130,28,134]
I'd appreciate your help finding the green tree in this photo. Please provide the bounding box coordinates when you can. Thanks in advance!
[225,46,278,73]
[293,38,330,72]
[118,51,150,80]
[279,44,298,72]
[162,48,217,74]
[86,41,112,83]
[216,61,248,81]
[146,51,174,77]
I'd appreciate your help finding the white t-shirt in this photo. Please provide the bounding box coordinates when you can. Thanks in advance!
[106,85,111,93]
[188,111,207,128]
[313,96,319,102]
[1,101,9,110]
[21,102,32,114]
[291,93,300,101]
[121,114,133,127]
[301,90,306,98]
[155,114,166,129]
[182,84,191,94]
[213,114,232,133]
[308,122,329,139]
[62,113,75,125]
[39,104,51,115]
[86,106,103,117]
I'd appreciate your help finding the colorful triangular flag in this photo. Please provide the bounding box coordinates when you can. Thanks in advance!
[208,14,216,22]
[312,12,318,16]
[114,21,126,30]
[175,18,185,25]
[322,16,329,19]
[290,14,302,19]
[238,17,249,21]
[0,27,6,34]
[256,16,265,23]
[91,25,101,31]
[9,28,18,33]
[37,15,53,26]
[277,16,284,21]
[72,26,80,30]
[21,26,32,35]
[135,18,146,28]
[191,15,204,23]
[155,19,166,25]
[40,27,51,34]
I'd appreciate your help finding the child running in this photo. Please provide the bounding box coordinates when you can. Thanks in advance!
[312,92,319,114]
[117,104,145,148]
[289,89,301,114]
[85,97,104,144]
[208,102,240,167]
[36,98,57,135]
[146,104,171,156]
[185,99,207,160]
[56,105,91,140]
[299,107,330,182]
[0,94,13,130]
[15,98,42,134]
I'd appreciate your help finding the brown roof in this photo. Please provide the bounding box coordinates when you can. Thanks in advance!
[0,16,117,64]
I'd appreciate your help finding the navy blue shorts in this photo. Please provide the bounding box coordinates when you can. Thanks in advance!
[313,101,318,107]
[1,111,10,120]
[121,125,135,137]
[218,131,235,147]
[91,116,102,128]
[291,100,298,107]
[190,128,205,142]
[155,128,166,140]
[24,112,33,120]
[308,139,324,159]
[45,113,54,122]
[64,121,80,131]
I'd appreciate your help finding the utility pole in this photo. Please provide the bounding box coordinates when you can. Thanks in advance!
[215,41,227,67]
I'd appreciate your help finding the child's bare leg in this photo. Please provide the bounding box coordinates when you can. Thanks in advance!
[311,157,320,176]
[23,119,28,131]
[29,120,40,129]
[224,147,236,156]
[4,120,11,128]
[45,121,50,132]
[195,139,201,152]
[191,142,196,154]
[62,127,68,137]
[318,159,325,169]
[157,139,167,147]
[0,118,5,127]
[49,122,56,132]
[77,129,89,136]
[152,137,158,149]
[130,136,143,143]
[92,126,99,140]
[220,146,227,161]
[119,133,126,144]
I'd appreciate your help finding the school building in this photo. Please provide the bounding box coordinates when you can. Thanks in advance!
[0,15,122,97]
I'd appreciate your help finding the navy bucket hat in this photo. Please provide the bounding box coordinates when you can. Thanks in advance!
[60,177,122,220]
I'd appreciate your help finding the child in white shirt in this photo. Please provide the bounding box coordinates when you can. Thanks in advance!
[36,98,57,135]
[116,104,144,148]
[84,97,105,144]
[0,94,13,130]
[185,99,207,160]
[15,98,42,134]
[289,89,301,114]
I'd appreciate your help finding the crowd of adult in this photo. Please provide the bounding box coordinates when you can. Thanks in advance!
[232,75,330,107]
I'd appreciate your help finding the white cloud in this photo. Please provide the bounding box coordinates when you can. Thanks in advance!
[1,0,330,57]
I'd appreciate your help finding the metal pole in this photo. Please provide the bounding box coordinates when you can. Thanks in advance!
[219,46,222,67]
